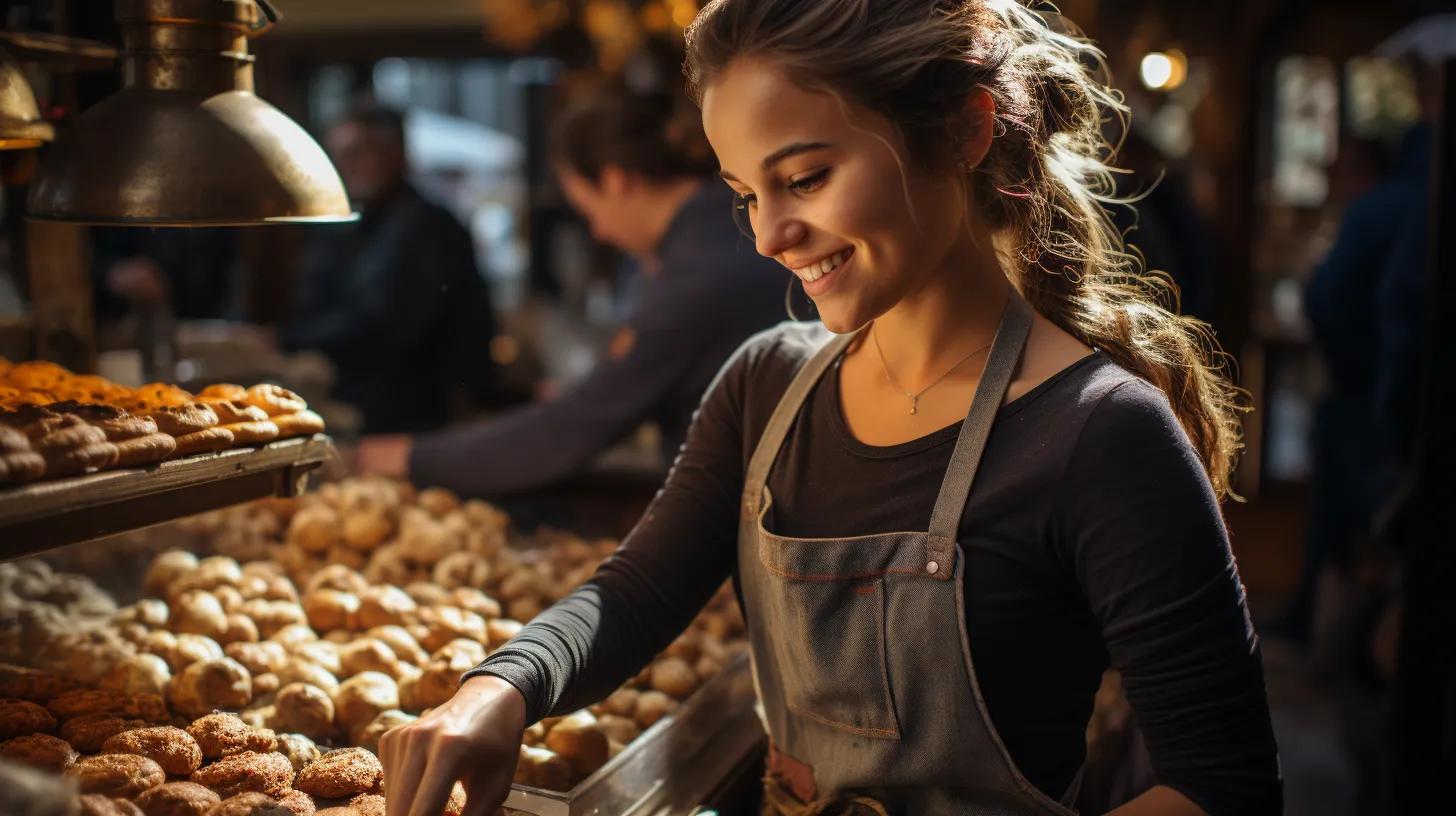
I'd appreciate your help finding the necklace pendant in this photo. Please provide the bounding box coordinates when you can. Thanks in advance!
[909,398,918,416]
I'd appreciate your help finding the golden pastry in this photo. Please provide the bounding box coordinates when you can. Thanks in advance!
[331,673,398,734]
[113,432,178,468]
[65,753,166,797]
[273,733,321,774]
[242,385,307,418]
[102,725,204,776]
[198,384,248,402]
[292,747,382,799]
[274,789,316,816]
[271,410,325,439]
[171,426,235,457]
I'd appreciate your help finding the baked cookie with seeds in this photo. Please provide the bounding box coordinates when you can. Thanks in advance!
[293,747,381,799]
[102,725,204,776]
[186,713,277,760]
[65,753,166,797]
[62,714,150,752]
[189,750,294,798]
[0,732,79,772]
[0,697,58,739]
[77,794,146,816]
[134,781,222,816]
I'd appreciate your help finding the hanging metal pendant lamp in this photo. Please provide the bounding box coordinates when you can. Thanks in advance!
[0,45,53,150]
[26,0,355,226]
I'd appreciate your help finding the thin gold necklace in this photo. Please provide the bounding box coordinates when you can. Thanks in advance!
[870,323,992,416]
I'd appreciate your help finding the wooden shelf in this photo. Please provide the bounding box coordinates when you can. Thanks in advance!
[0,435,336,560]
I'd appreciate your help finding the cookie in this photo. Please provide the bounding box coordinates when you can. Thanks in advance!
[186,713,277,760]
[242,385,307,417]
[0,697,58,740]
[272,411,325,439]
[0,424,29,452]
[102,725,204,776]
[53,401,159,441]
[47,689,167,723]
[206,792,292,816]
[0,732,78,772]
[43,440,120,475]
[78,795,146,816]
[65,753,166,797]
[293,747,381,799]
[171,426,235,457]
[61,714,151,752]
[134,781,222,816]
[113,432,179,468]
[27,413,108,449]
[189,750,294,798]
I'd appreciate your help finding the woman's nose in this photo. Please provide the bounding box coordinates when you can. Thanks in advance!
[754,209,806,260]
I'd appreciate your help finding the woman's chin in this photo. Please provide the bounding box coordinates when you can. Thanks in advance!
[814,303,869,335]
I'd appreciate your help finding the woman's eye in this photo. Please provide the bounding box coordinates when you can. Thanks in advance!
[788,168,830,194]
[732,192,757,211]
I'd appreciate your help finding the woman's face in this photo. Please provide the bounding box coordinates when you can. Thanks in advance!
[703,57,971,333]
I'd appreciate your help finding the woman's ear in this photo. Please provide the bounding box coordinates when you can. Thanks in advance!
[959,89,996,171]
[598,164,637,199]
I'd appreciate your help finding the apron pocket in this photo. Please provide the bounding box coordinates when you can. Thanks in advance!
[764,574,902,740]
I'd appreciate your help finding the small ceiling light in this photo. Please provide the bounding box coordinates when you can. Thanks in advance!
[27,0,354,226]
[0,45,54,150]
[1140,49,1188,92]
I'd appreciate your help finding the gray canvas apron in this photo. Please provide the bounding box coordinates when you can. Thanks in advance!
[738,295,1081,815]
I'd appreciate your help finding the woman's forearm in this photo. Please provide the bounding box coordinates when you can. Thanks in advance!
[1107,785,1208,816]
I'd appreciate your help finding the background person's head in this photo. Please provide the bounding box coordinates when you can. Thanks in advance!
[685,0,1246,499]
[549,84,717,257]
[327,105,408,210]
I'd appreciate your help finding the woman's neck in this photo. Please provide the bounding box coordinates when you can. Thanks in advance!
[865,229,1011,389]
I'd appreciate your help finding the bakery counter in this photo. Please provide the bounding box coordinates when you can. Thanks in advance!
[0,477,758,815]
[0,435,336,561]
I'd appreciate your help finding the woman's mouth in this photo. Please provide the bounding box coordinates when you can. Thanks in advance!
[790,247,854,297]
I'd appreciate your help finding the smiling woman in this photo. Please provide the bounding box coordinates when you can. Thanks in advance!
[376,4,1281,815]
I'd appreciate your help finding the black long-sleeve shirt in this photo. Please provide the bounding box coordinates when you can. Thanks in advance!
[470,323,1281,815]
[408,183,791,496]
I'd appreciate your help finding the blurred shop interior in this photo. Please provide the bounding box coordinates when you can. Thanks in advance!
[0,1,1453,814]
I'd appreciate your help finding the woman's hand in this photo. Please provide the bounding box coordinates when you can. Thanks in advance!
[354,434,413,479]
[379,674,527,816]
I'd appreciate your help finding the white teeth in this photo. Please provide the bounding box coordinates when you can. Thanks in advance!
[796,250,848,283]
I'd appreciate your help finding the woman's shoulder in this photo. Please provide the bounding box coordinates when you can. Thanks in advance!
[709,320,837,416]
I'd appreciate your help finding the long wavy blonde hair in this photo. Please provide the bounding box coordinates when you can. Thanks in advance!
[685,0,1249,500]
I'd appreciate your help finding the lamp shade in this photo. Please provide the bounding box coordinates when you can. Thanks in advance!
[26,0,354,226]
[0,45,53,150]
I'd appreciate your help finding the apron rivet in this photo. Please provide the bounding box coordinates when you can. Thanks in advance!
[926,560,939,575]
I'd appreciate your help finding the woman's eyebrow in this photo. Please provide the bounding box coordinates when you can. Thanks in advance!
[719,141,833,182]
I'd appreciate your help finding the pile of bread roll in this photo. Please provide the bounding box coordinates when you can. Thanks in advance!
[0,357,325,486]
[0,479,747,812]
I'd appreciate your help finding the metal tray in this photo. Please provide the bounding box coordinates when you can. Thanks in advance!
[504,651,764,816]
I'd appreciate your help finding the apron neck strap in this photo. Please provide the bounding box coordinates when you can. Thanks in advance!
[926,294,1035,547]
[743,329,858,516]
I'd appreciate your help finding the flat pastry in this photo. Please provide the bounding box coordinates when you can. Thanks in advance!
[222,420,280,446]
[272,410,325,439]
[242,384,307,417]
[50,401,158,441]
[112,432,178,468]
[26,413,108,448]
[171,426,235,457]
[201,399,270,425]
[0,448,44,485]
[146,403,220,436]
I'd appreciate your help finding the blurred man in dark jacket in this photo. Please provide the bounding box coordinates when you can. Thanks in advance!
[281,106,496,433]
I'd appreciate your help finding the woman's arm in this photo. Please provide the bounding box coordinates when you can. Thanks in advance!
[464,331,770,722]
[1109,785,1208,815]
[1054,379,1282,816]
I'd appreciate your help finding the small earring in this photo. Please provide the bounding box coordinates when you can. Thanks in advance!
[957,158,977,173]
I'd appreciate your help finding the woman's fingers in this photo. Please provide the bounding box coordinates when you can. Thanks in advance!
[406,736,467,816]
[459,769,512,816]
[383,724,434,816]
